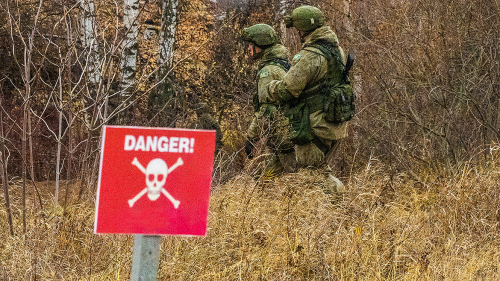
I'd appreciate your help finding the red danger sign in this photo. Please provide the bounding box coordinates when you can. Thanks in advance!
[94,125,216,236]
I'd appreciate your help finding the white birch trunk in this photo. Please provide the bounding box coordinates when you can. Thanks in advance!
[158,0,178,74]
[80,0,100,85]
[278,0,287,41]
[119,0,140,102]
[342,0,354,36]
[148,0,177,126]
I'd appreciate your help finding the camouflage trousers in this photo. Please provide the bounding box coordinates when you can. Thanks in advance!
[254,149,296,181]
[249,107,297,179]
[296,137,340,168]
[295,137,346,195]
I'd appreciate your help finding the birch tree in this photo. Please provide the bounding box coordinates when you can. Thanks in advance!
[118,0,140,124]
[278,0,286,39]
[149,0,178,126]
[80,0,100,85]
[341,0,353,36]
[158,0,178,74]
[77,0,100,200]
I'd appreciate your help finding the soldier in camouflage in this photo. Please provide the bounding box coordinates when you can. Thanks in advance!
[241,24,296,176]
[261,6,352,194]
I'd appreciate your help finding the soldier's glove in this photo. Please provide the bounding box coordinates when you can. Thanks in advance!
[244,139,255,159]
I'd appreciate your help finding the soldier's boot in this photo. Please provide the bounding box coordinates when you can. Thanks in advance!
[321,174,346,203]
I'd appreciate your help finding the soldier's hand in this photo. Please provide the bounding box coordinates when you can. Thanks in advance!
[244,139,255,159]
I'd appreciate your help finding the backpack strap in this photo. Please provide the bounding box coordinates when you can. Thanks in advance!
[269,58,291,72]
[260,58,291,73]
[305,39,344,70]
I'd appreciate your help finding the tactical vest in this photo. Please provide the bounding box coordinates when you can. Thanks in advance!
[285,40,355,146]
[299,39,355,123]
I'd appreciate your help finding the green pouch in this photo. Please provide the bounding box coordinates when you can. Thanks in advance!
[286,102,314,145]
[324,84,355,124]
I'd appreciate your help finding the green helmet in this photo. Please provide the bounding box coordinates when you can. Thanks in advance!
[284,5,324,32]
[241,24,278,47]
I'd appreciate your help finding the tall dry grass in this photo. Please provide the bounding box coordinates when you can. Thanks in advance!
[2,155,500,280]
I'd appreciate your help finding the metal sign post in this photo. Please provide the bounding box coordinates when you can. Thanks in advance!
[130,235,161,281]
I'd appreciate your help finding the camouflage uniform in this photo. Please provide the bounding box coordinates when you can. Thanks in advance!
[243,24,297,176]
[262,6,351,193]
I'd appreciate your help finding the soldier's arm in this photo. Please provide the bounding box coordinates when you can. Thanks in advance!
[263,51,323,104]
[257,65,286,104]
[248,65,283,140]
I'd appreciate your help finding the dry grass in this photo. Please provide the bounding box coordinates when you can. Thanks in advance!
[2,159,500,280]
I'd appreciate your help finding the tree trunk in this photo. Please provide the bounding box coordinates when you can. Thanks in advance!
[81,0,100,85]
[118,0,140,124]
[78,0,101,201]
[55,50,63,207]
[151,0,178,126]
[28,112,34,182]
[159,0,178,73]
[64,5,73,209]
[22,101,27,234]
[22,35,33,234]
[278,0,286,39]
[341,0,353,36]
[64,109,73,207]
[0,96,14,236]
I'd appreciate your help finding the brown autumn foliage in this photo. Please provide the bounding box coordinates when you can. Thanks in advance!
[1,0,500,279]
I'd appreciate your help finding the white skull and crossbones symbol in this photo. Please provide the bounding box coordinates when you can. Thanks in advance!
[128,157,183,208]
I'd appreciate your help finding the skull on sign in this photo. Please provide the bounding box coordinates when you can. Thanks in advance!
[145,159,167,201]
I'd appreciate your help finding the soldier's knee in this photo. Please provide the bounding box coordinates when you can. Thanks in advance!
[296,142,324,168]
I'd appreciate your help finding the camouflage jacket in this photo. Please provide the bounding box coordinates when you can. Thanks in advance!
[247,44,290,140]
[264,26,349,140]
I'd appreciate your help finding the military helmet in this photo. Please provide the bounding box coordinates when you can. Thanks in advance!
[284,5,324,32]
[241,24,278,47]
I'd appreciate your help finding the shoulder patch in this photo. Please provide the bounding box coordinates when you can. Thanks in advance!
[293,54,302,61]
[259,69,269,78]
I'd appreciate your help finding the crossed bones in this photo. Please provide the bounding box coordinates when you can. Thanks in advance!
[128,157,183,208]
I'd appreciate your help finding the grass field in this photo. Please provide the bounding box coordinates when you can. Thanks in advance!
[2,160,500,280]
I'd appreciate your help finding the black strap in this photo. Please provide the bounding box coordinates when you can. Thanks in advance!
[312,136,330,155]
[259,58,291,73]
[295,41,339,105]
[268,58,291,72]
[305,39,342,67]
[276,58,291,71]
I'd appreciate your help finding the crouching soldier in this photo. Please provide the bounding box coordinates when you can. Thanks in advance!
[261,6,356,194]
[241,24,296,177]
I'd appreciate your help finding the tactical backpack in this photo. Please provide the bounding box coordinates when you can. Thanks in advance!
[285,40,355,145]
[309,40,355,124]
